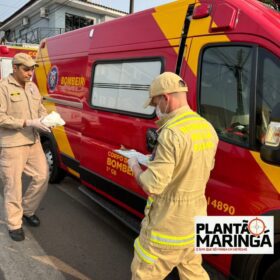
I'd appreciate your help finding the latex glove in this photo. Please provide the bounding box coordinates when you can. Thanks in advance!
[26,118,51,132]
[128,157,140,170]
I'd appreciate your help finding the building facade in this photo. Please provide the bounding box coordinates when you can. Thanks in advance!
[0,0,127,44]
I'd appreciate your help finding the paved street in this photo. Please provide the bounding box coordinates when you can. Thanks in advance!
[0,175,226,280]
[0,176,134,280]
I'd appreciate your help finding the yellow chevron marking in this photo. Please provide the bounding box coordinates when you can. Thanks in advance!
[152,0,189,54]
[184,38,193,62]
[35,45,79,177]
[153,1,230,75]
[250,151,280,194]
[188,7,214,37]
[35,46,52,99]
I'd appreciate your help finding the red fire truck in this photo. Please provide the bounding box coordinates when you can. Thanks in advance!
[0,43,38,79]
[35,0,280,278]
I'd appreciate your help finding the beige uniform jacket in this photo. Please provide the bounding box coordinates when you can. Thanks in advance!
[0,74,47,147]
[139,105,219,249]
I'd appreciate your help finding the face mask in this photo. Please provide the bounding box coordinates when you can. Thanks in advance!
[155,96,168,119]
[156,105,165,119]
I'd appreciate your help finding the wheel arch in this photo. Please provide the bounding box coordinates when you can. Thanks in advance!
[40,131,65,183]
[40,131,59,152]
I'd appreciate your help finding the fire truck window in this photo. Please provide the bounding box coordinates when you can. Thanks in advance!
[91,60,161,116]
[256,48,280,145]
[0,58,13,79]
[200,46,253,146]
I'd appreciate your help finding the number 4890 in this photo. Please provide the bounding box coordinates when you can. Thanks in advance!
[207,197,235,215]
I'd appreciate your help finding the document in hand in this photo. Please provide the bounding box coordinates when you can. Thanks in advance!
[114,149,151,167]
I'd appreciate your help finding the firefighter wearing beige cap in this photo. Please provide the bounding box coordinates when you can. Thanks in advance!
[128,72,219,279]
[0,52,50,241]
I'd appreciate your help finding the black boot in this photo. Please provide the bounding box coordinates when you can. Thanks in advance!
[23,214,40,227]
[9,228,25,241]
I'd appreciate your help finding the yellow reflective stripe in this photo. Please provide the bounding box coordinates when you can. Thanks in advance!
[167,116,202,129]
[167,116,215,152]
[146,196,154,208]
[190,132,212,141]
[194,141,214,152]
[150,231,195,246]
[179,123,210,133]
[158,112,197,132]
[134,238,158,264]
[166,111,197,128]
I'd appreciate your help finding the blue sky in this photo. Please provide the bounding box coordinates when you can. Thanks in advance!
[0,0,175,21]
[99,0,175,12]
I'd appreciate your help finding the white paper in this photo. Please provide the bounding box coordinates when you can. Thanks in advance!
[114,149,151,167]
[41,111,65,127]
[265,121,280,147]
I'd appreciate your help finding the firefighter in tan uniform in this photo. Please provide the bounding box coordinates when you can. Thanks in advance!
[0,53,50,241]
[128,72,218,280]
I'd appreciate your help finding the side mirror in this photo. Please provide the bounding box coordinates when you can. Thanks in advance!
[260,103,280,165]
[146,128,158,153]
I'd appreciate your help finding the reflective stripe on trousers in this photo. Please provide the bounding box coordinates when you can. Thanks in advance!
[150,231,195,246]
[134,237,158,264]
[146,196,154,209]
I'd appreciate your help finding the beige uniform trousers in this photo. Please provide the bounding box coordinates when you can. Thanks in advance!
[0,141,48,230]
[131,244,209,280]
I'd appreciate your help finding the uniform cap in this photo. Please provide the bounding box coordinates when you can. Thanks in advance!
[12,52,38,67]
[144,72,188,108]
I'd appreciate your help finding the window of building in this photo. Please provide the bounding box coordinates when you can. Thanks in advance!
[65,13,94,31]
[199,45,253,146]
[91,60,162,116]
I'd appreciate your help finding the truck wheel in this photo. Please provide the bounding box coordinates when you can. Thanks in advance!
[263,259,280,280]
[42,140,65,184]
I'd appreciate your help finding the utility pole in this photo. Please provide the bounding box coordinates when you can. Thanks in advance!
[129,0,134,13]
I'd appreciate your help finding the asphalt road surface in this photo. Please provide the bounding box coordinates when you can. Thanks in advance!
[0,175,226,280]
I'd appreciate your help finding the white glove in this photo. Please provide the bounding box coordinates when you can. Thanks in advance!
[26,118,51,132]
[128,157,140,170]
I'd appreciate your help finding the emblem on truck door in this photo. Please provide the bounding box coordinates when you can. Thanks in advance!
[48,65,59,92]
